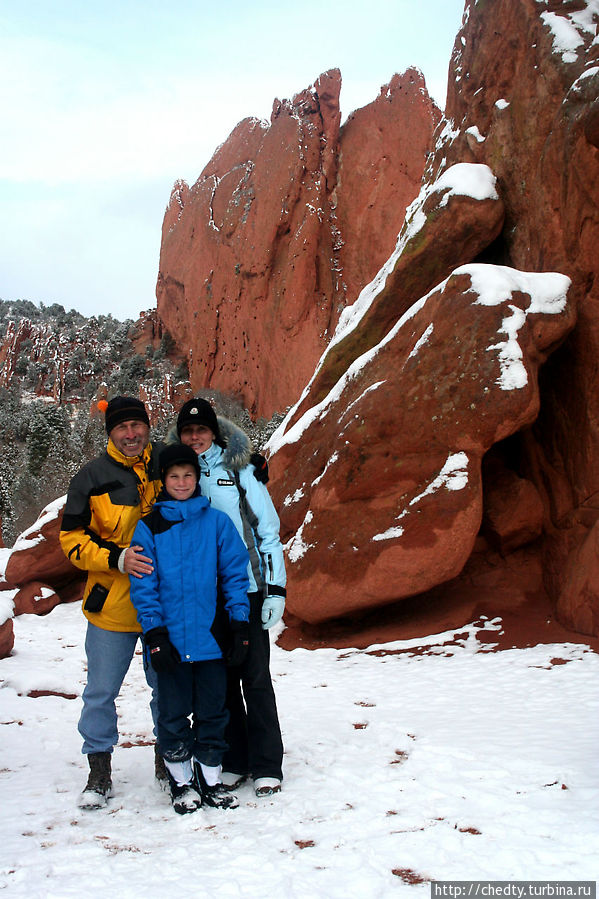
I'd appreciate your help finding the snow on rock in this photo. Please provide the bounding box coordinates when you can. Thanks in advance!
[272,162,505,444]
[5,496,82,600]
[268,265,575,625]
[0,589,16,627]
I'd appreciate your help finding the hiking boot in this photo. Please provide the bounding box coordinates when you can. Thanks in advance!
[166,770,202,815]
[154,745,169,791]
[194,761,239,809]
[254,777,282,797]
[78,752,113,810]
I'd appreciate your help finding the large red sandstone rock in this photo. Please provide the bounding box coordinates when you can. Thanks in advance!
[286,161,505,426]
[157,69,439,417]
[435,0,599,633]
[556,520,599,636]
[5,497,81,591]
[0,619,14,658]
[334,69,442,308]
[12,581,62,616]
[269,265,574,623]
[482,467,544,555]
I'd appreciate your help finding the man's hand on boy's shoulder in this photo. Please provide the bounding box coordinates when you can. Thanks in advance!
[122,545,154,578]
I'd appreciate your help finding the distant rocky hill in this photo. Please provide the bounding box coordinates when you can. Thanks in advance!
[0,301,190,542]
[0,300,187,407]
[0,299,282,545]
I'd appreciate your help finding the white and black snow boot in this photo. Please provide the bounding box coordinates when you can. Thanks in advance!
[194,761,239,810]
[78,751,113,810]
[166,770,202,815]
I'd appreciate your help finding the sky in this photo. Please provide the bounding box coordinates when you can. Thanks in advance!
[1,588,598,894]
[0,0,465,322]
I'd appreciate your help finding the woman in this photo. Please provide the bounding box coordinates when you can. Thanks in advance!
[175,398,286,797]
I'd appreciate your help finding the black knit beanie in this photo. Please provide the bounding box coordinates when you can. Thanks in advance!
[105,396,150,434]
[176,398,223,445]
[159,443,202,483]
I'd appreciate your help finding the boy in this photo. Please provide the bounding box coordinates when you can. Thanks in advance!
[130,443,250,814]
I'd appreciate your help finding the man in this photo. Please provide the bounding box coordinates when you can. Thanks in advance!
[60,396,166,809]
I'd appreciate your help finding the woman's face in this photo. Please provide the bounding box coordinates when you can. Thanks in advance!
[179,424,214,455]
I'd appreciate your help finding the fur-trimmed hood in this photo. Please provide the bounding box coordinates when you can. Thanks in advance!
[165,415,253,472]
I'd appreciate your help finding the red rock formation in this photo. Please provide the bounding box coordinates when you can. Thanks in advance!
[12,581,62,616]
[266,0,599,637]
[269,265,574,622]
[5,498,82,592]
[157,68,440,417]
[0,619,14,658]
[286,161,505,426]
[436,0,599,634]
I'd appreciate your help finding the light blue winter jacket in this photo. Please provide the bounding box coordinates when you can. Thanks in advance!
[198,439,287,597]
[129,491,250,662]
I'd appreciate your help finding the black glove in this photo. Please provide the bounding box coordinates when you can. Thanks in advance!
[226,620,250,667]
[250,452,269,484]
[145,626,181,673]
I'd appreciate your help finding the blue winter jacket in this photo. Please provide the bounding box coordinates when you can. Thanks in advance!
[129,490,250,662]
[198,440,286,597]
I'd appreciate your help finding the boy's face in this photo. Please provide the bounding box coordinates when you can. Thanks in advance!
[180,424,214,455]
[164,463,197,501]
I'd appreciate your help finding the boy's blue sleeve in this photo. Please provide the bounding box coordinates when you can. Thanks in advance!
[128,519,164,632]
[216,513,250,623]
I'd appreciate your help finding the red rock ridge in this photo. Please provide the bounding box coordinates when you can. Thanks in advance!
[156,68,440,417]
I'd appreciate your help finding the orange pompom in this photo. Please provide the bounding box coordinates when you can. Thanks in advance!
[97,399,109,413]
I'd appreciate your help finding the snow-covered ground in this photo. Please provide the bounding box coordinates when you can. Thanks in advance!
[1,599,598,897]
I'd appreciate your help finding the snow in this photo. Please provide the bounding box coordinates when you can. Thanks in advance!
[381,451,470,538]
[465,125,485,143]
[372,525,405,542]
[457,264,570,391]
[284,486,306,507]
[11,495,66,552]
[539,1,599,64]
[408,324,434,361]
[0,590,16,626]
[286,510,314,563]
[495,99,510,110]
[0,602,598,896]
[489,306,528,391]
[267,163,498,457]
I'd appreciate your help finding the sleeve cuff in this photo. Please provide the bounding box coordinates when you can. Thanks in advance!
[117,548,127,573]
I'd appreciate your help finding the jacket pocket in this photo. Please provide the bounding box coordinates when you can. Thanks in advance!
[83,582,110,613]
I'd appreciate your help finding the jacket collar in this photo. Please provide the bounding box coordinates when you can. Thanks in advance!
[107,438,153,470]
[200,442,223,469]
[155,492,209,519]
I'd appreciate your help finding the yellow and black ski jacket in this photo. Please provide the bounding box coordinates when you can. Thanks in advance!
[59,438,164,632]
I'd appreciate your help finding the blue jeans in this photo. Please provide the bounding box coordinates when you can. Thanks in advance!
[79,621,159,755]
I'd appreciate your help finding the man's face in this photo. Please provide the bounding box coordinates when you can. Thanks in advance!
[179,424,214,455]
[164,463,197,501]
[110,419,150,457]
